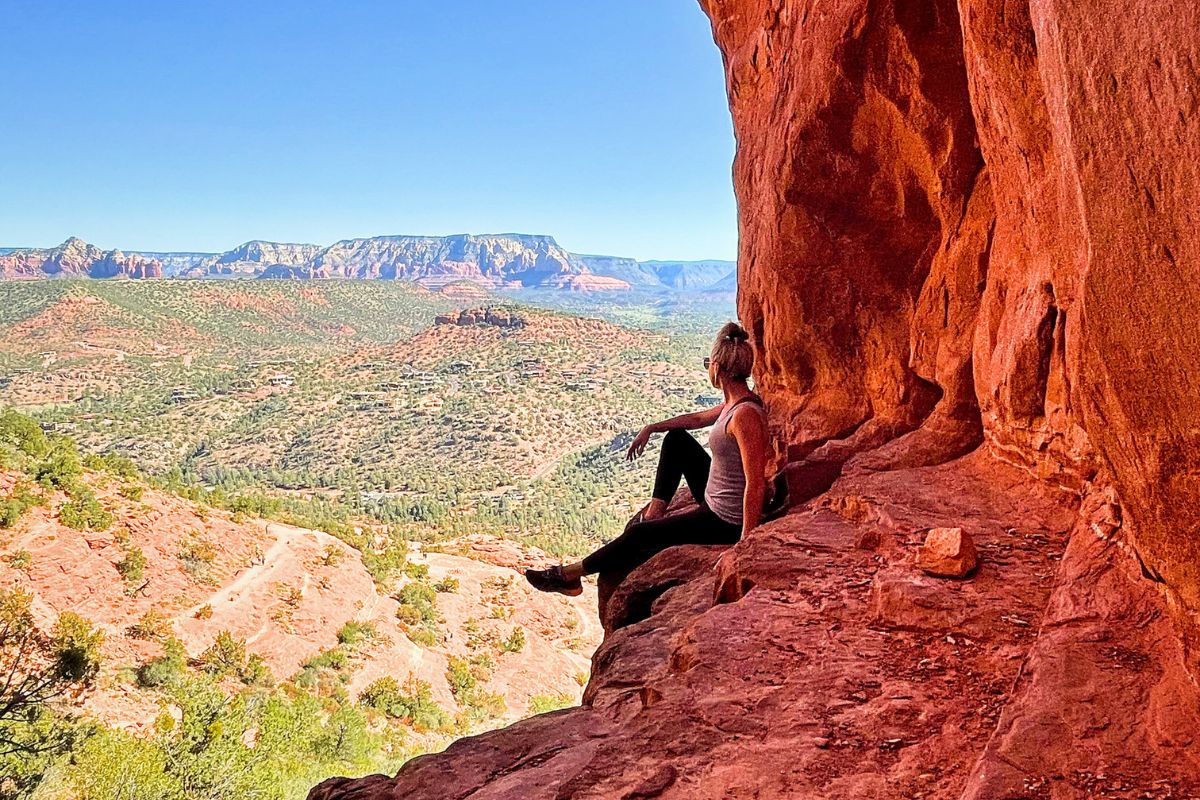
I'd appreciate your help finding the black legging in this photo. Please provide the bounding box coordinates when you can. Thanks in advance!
[581,429,741,576]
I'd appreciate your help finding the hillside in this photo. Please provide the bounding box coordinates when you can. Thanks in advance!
[0,417,600,796]
[0,281,717,558]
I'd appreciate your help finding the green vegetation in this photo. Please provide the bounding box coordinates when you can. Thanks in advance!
[199,631,250,680]
[0,588,104,794]
[433,575,459,593]
[65,676,413,800]
[528,692,575,715]
[58,488,113,531]
[35,440,83,490]
[129,609,173,641]
[359,675,451,733]
[500,626,526,654]
[0,406,49,459]
[177,537,218,583]
[360,539,409,589]
[0,480,44,529]
[117,546,147,585]
[336,621,377,648]
[137,637,188,689]
[0,280,720,559]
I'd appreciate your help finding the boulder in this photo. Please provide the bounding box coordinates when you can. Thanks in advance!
[916,527,979,578]
[868,567,970,632]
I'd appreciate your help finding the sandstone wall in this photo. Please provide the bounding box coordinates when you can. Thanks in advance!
[699,0,1200,665]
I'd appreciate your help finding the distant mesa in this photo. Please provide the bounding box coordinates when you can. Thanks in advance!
[435,306,526,329]
[1,233,736,293]
[0,237,163,280]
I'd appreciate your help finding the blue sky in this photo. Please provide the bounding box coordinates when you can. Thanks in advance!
[0,1,736,261]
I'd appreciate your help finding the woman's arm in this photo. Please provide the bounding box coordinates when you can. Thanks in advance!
[625,405,725,460]
[729,406,769,534]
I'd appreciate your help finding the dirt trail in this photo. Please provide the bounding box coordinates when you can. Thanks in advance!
[175,522,341,625]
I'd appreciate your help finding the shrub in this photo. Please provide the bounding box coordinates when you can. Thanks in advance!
[0,408,48,459]
[337,621,376,647]
[199,631,247,679]
[445,656,476,698]
[177,538,218,582]
[0,499,23,529]
[128,609,173,641]
[403,562,429,580]
[395,604,422,627]
[302,648,348,672]
[361,540,409,588]
[395,582,437,623]
[117,546,146,584]
[83,452,140,481]
[320,543,343,567]
[458,688,506,728]
[500,626,526,654]
[359,675,451,732]
[277,583,303,608]
[194,604,213,620]
[59,489,113,531]
[6,549,32,570]
[0,482,44,529]
[137,637,188,688]
[528,692,574,715]
[433,576,460,593]
[34,440,82,490]
[119,483,144,501]
[409,627,439,647]
[242,653,273,687]
[51,611,105,682]
[68,727,182,800]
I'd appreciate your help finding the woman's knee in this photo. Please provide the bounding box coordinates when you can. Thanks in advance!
[662,428,694,450]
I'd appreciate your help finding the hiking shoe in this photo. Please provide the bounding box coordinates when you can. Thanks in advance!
[524,565,583,597]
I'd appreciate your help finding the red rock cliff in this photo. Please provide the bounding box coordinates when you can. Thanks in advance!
[309,2,1200,797]
[706,0,1200,658]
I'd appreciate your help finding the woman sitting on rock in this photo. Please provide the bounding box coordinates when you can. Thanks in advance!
[525,322,770,596]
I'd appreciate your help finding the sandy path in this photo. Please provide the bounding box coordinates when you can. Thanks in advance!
[176,521,343,626]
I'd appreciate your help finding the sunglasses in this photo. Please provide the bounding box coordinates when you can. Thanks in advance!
[703,357,712,369]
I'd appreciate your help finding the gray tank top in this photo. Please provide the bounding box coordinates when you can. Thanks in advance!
[704,398,766,526]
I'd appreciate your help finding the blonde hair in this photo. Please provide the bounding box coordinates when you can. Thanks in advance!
[710,321,753,382]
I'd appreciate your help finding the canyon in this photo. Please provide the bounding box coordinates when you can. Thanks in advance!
[1,234,736,293]
[309,0,1200,798]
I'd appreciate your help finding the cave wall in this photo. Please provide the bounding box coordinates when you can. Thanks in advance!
[699,0,1200,660]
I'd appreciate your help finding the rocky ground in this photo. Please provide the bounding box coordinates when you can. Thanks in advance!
[309,448,1200,799]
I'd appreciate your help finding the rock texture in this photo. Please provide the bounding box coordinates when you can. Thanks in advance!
[310,0,1200,796]
[434,307,527,329]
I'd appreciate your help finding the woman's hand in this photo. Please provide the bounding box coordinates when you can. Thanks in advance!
[626,426,653,461]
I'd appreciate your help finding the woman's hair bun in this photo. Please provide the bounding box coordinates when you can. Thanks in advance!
[717,321,750,343]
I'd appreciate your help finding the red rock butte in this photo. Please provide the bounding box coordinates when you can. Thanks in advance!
[310,1,1200,797]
